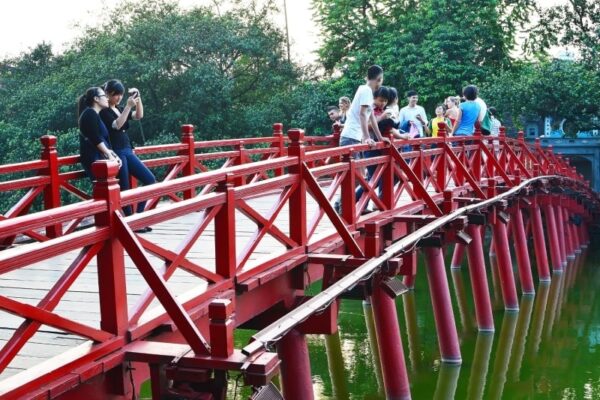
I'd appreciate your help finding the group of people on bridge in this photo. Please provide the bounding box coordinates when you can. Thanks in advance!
[329,65,503,213]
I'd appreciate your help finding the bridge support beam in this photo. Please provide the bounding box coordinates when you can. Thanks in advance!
[371,283,412,400]
[424,246,462,363]
[554,202,567,265]
[466,224,494,331]
[451,243,465,269]
[277,329,314,400]
[530,198,551,281]
[492,217,519,311]
[511,205,535,295]
[543,201,563,273]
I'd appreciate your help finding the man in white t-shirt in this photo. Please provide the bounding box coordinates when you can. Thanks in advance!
[339,65,389,151]
[398,90,429,137]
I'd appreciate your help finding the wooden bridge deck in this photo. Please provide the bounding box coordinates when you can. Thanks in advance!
[0,188,339,381]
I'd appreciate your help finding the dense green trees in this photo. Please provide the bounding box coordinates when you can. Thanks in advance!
[0,0,305,163]
[1,0,600,165]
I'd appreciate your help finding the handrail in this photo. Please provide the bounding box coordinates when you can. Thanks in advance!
[242,174,589,356]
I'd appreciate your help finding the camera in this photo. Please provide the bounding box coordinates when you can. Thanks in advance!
[128,88,139,98]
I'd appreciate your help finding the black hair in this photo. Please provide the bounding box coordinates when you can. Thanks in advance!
[436,103,445,110]
[374,86,391,101]
[488,106,498,117]
[406,90,418,98]
[77,87,103,116]
[388,87,398,104]
[327,106,340,113]
[103,79,125,95]
[367,65,384,80]
[463,85,478,101]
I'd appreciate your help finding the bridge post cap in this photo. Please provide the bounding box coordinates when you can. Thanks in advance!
[287,128,304,142]
[517,130,524,139]
[272,123,283,133]
[91,160,120,179]
[40,135,57,147]
[499,126,506,137]
[209,299,233,320]
[180,124,195,135]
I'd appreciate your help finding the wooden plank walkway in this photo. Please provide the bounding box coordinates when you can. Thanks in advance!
[0,189,339,381]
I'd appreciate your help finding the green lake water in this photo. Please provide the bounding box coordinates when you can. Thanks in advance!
[143,243,600,399]
[297,246,600,400]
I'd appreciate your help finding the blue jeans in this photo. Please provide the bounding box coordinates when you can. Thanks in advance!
[340,137,362,159]
[355,149,382,202]
[115,148,157,216]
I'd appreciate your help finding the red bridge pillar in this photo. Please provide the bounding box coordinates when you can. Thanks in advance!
[543,195,563,273]
[510,174,535,295]
[489,180,519,311]
[530,195,551,282]
[277,329,314,400]
[424,245,462,363]
[367,223,411,399]
[466,223,494,331]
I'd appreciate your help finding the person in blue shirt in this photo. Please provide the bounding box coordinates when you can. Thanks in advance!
[77,87,121,179]
[451,85,481,137]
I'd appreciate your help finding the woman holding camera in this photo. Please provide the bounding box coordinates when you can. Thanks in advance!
[100,79,156,221]
[78,87,122,179]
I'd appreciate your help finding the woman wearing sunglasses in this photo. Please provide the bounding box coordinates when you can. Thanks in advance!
[77,87,121,179]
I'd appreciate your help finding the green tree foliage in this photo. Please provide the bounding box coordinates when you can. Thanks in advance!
[0,0,305,164]
[484,60,600,136]
[312,0,536,109]
[527,0,600,70]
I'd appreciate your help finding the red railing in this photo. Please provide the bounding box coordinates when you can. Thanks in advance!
[0,123,338,248]
[0,122,594,399]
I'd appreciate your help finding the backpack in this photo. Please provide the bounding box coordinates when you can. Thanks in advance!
[480,109,493,136]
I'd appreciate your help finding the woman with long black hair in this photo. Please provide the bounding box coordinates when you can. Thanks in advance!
[100,79,156,221]
[78,87,121,178]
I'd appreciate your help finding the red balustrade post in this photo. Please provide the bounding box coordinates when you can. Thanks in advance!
[529,166,551,281]
[92,160,129,335]
[92,160,130,395]
[233,141,247,187]
[40,135,62,237]
[489,180,519,311]
[436,122,447,192]
[180,124,196,200]
[272,123,285,177]
[498,126,507,172]
[209,299,234,358]
[366,223,412,399]
[277,329,314,400]
[341,150,357,226]
[288,129,307,246]
[332,123,341,146]
[424,244,462,363]
[215,174,236,278]
[510,172,535,294]
[473,125,482,182]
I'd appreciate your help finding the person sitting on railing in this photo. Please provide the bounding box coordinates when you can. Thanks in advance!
[100,80,157,226]
[77,87,122,179]
[450,85,481,138]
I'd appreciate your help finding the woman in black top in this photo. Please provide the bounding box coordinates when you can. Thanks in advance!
[78,87,121,179]
[100,80,156,219]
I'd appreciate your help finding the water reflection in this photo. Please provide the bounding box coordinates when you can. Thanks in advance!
[302,249,600,400]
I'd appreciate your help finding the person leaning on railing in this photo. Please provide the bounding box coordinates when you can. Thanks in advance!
[100,80,156,227]
[77,87,122,179]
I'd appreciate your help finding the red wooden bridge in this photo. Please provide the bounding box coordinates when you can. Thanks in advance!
[0,122,596,399]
